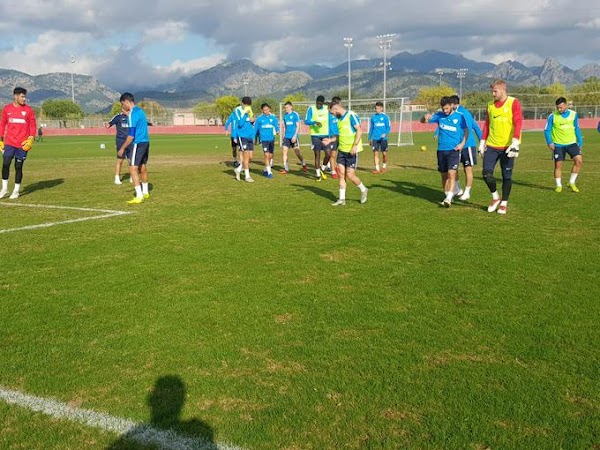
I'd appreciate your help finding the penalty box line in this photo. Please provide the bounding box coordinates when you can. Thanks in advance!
[0,386,246,450]
[0,202,132,234]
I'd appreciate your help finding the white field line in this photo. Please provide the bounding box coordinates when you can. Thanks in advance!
[0,202,132,234]
[0,386,246,450]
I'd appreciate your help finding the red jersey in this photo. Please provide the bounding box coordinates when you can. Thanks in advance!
[0,103,37,148]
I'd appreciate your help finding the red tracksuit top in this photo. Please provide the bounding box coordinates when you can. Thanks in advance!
[0,103,37,148]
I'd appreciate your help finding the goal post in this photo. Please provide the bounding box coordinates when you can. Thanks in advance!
[278,97,414,147]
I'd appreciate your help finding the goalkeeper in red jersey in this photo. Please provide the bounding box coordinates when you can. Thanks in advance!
[0,87,37,199]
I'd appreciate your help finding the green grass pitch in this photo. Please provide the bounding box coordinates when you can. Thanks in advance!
[0,131,598,449]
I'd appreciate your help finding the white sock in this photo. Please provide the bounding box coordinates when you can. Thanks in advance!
[382,163,387,169]
[284,162,289,171]
[327,162,331,169]
[445,191,453,201]
[13,183,20,193]
[235,164,242,174]
[321,165,327,172]
[316,168,321,177]
[300,160,305,166]
[492,191,500,201]
[134,185,143,198]
[569,173,578,184]
[114,175,120,181]
[270,159,274,167]
[142,182,149,194]
[244,169,250,179]
[1,179,8,190]
[357,183,367,193]
[339,189,346,200]
[555,178,562,187]
[500,200,508,206]
[266,165,272,175]
[375,164,380,171]
[464,186,471,195]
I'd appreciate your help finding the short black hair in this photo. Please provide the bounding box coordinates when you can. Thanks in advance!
[375,101,383,107]
[556,97,568,106]
[261,103,270,109]
[284,101,292,106]
[331,96,341,103]
[440,96,452,107]
[316,95,325,103]
[241,96,252,106]
[13,87,27,96]
[120,92,135,102]
[450,95,460,104]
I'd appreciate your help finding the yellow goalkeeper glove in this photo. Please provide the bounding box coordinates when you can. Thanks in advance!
[21,136,34,152]
[0,140,4,153]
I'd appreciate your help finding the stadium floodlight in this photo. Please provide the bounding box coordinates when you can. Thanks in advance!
[435,68,444,86]
[377,34,396,111]
[343,37,353,109]
[70,55,76,103]
[457,68,468,99]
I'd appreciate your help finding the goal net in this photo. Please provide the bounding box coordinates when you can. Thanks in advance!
[278,97,414,147]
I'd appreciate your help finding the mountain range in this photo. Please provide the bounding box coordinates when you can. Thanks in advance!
[1,50,599,112]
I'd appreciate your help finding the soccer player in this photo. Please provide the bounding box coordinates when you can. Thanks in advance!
[0,87,37,200]
[326,96,341,179]
[450,95,482,200]
[280,101,307,174]
[254,103,279,178]
[424,96,468,207]
[233,97,256,182]
[478,79,523,215]
[368,101,391,174]
[305,95,330,181]
[324,100,368,206]
[117,93,150,204]
[37,126,43,142]
[105,108,132,185]
[224,110,240,167]
[544,97,583,193]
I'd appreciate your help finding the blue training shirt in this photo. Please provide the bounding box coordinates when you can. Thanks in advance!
[225,112,238,139]
[254,113,280,142]
[544,110,583,147]
[283,111,300,139]
[108,113,129,145]
[127,106,149,144]
[457,105,482,148]
[234,106,254,140]
[429,111,468,151]
[368,112,391,141]
[329,113,339,137]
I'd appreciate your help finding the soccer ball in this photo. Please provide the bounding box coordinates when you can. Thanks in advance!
[420,145,427,152]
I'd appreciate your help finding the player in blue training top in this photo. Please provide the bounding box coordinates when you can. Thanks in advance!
[324,95,341,179]
[450,95,482,200]
[224,110,240,167]
[117,93,150,204]
[424,96,468,208]
[106,108,132,185]
[368,101,391,174]
[254,103,280,179]
[280,101,307,174]
[233,96,256,182]
[544,96,584,193]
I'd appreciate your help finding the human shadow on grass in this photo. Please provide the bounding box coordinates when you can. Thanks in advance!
[106,375,217,450]
[374,179,442,205]
[396,164,438,172]
[21,178,64,195]
[290,183,337,201]
[511,179,554,192]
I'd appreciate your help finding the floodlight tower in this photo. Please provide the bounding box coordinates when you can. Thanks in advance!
[70,55,76,103]
[377,34,396,110]
[457,68,468,100]
[343,37,353,109]
[435,68,444,86]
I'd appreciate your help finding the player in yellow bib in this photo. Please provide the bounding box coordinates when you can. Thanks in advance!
[544,97,583,193]
[478,79,523,215]
[323,100,368,206]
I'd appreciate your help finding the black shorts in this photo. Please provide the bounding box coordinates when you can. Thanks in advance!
[238,138,254,152]
[553,143,582,161]
[336,151,359,169]
[261,141,275,154]
[372,139,388,152]
[116,140,132,160]
[437,150,460,173]
[460,146,477,167]
[311,136,327,152]
[282,137,299,149]
[129,142,149,167]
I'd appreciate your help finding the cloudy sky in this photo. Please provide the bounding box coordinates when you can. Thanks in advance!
[0,0,598,90]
